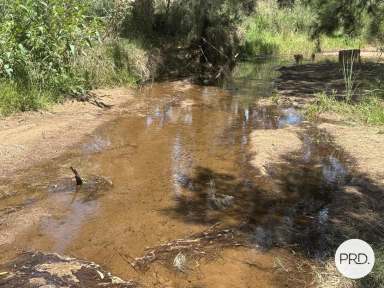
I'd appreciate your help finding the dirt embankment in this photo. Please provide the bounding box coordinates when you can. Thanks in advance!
[0,88,138,180]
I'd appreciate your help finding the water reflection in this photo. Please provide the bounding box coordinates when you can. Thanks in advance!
[160,82,354,259]
[278,108,302,127]
[172,134,193,197]
[183,105,193,125]
[145,102,194,128]
[146,115,154,127]
[322,156,347,185]
[41,191,99,252]
[82,136,111,154]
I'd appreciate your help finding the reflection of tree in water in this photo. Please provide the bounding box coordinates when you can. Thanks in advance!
[163,128,384,269]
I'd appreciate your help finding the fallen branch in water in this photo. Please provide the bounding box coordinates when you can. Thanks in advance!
[70,167,83,186]
[132,227,246,270]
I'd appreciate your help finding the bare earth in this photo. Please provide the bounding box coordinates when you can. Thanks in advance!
[319,121,384,187]
[249,106,384,190]
[249,126,303,176]
[0,88,136,179]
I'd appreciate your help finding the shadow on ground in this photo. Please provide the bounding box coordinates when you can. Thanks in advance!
[162,125,384,287]
[275,62,384,102]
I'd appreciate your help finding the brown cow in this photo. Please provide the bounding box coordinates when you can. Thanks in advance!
[339,49,361,64]
[294,54,303,64]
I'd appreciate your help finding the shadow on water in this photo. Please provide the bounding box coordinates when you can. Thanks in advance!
[163,98,384,285]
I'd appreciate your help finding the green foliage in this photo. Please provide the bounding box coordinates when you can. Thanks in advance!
[126,0,249,38]
[0,0,383,116]
[90,0,132,38]
[0,0,134,116]
[0,81,56,116]
[0,0,105,115]
[320,35,362,51]
[242,0,364,57]
[0,0,156,116]
[367,1,384,44]
[0,0,100,90]
[306,92,384,125]
[74,39,150,88]
[308,0,382,39]
[309,0,365,36]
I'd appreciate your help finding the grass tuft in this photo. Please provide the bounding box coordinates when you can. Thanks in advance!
[360,246,384,287]
[306,92,384,125]
[0,82,57,116]
[312,260,355,288]
[74,39,151,89]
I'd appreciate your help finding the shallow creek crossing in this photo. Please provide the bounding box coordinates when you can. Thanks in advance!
[0,59,373,287]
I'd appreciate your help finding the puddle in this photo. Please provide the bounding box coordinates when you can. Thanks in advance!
[0,60,376,287]
[278,107,303,127]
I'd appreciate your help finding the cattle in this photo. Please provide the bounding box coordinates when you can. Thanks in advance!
[294,54,303,64]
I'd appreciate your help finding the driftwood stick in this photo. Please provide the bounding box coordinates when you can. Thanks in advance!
[70,167,83,186]
[132,228,245,270]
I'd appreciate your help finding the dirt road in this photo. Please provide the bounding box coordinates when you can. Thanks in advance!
[0,88,137,180]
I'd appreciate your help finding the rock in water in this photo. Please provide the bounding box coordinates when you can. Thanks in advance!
[0,251,136,288]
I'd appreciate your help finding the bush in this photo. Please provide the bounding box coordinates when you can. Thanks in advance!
[0,81,56,115]
[0,0,108,115]
[0,1,157,115]
[0,0,100,92]
[242,0,316,56]
[74,39,151,88]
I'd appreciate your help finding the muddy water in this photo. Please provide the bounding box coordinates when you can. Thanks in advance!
[0,60,354,287]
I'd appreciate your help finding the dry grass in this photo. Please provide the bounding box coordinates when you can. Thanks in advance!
[74,39,152,88]
[306,92,384,125]
[312,261,356,288]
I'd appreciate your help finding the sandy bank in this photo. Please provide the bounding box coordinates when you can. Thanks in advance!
[249,126,303,176]
[0,88,136,179]
[319,122,384,187]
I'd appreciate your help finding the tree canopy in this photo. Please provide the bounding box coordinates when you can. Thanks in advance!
[307,0,384,41]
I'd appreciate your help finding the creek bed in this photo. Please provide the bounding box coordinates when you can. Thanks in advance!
[0,59,380,287]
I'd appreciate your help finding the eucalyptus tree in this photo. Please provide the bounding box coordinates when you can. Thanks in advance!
[307,0,384,41]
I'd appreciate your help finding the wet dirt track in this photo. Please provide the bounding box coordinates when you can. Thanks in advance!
[1,60,383,287]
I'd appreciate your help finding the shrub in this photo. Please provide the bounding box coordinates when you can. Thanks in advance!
[74,39,151,88]
[0,0,100,92]
[0,81,56,115]
[242,0,316,56]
